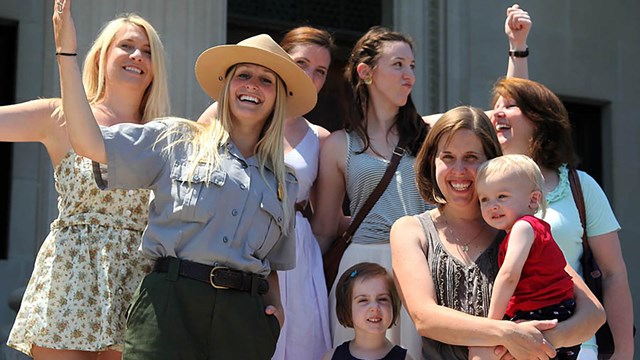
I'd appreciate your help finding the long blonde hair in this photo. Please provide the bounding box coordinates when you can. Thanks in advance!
[82,14,170,121]
[158,65,293,233]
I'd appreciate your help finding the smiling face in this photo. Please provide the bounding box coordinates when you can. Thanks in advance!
[367,41,415,108]
[288,44,331,93]
[351,276,394,335]
[477,171,540,231]
[491,96,536,156]
[434,129,488,209]
[228,64,278,127]
[104,24,153,92]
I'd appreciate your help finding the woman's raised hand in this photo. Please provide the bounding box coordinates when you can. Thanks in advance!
[53,0,108,164]
[505,4,532,50]
[52,0,77,55]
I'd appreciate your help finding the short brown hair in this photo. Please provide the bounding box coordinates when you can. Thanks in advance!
[491,78,578,169]
[335,262,400,328]
[415,106,502,204]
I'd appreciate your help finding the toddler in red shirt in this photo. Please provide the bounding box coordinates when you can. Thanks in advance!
[474,154,578,360]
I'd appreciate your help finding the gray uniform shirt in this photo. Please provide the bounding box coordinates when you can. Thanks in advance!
[93,118,297,276]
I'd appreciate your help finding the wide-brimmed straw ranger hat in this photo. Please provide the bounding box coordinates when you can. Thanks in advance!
[195,34,317,118]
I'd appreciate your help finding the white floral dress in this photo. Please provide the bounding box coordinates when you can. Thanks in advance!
[7,150,153,355]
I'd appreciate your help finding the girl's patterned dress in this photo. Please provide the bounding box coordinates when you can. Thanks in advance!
[8,150,153,356]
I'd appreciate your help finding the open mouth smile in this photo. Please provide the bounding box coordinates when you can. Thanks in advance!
[450,181,471,191]
[239,94,261,104]
[123,65,143,74]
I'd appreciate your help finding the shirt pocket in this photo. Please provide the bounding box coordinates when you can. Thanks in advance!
[170,160,226,222]
[252,191,285,259]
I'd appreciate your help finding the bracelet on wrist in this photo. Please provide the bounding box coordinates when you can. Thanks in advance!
[56,52,77,56]
[508,48,529,58]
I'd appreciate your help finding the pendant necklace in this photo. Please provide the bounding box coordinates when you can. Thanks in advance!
[441,209,485,253]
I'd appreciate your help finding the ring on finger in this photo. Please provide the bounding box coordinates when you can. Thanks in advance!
[56,1,64,14]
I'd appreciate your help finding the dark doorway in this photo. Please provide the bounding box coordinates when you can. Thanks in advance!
[0,18,18,259]
[227,0,384,132]
[562,100,605,186]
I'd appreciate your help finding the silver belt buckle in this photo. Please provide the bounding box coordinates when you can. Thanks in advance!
[209,266,230,289]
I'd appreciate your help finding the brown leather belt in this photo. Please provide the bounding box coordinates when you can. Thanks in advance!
[154,257,269,295]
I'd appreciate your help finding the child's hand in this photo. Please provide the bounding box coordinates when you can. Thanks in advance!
[468,345,511,360]
[264,304,284,328]
[499,319,557,360]
[493,345,514,360]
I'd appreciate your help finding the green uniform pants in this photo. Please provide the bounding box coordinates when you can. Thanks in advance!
[123,263,280,359]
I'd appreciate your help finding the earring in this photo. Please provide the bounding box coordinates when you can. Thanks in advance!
[364,75,372,85]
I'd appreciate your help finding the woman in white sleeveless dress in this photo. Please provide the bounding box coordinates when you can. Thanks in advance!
[198,26,334,360]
